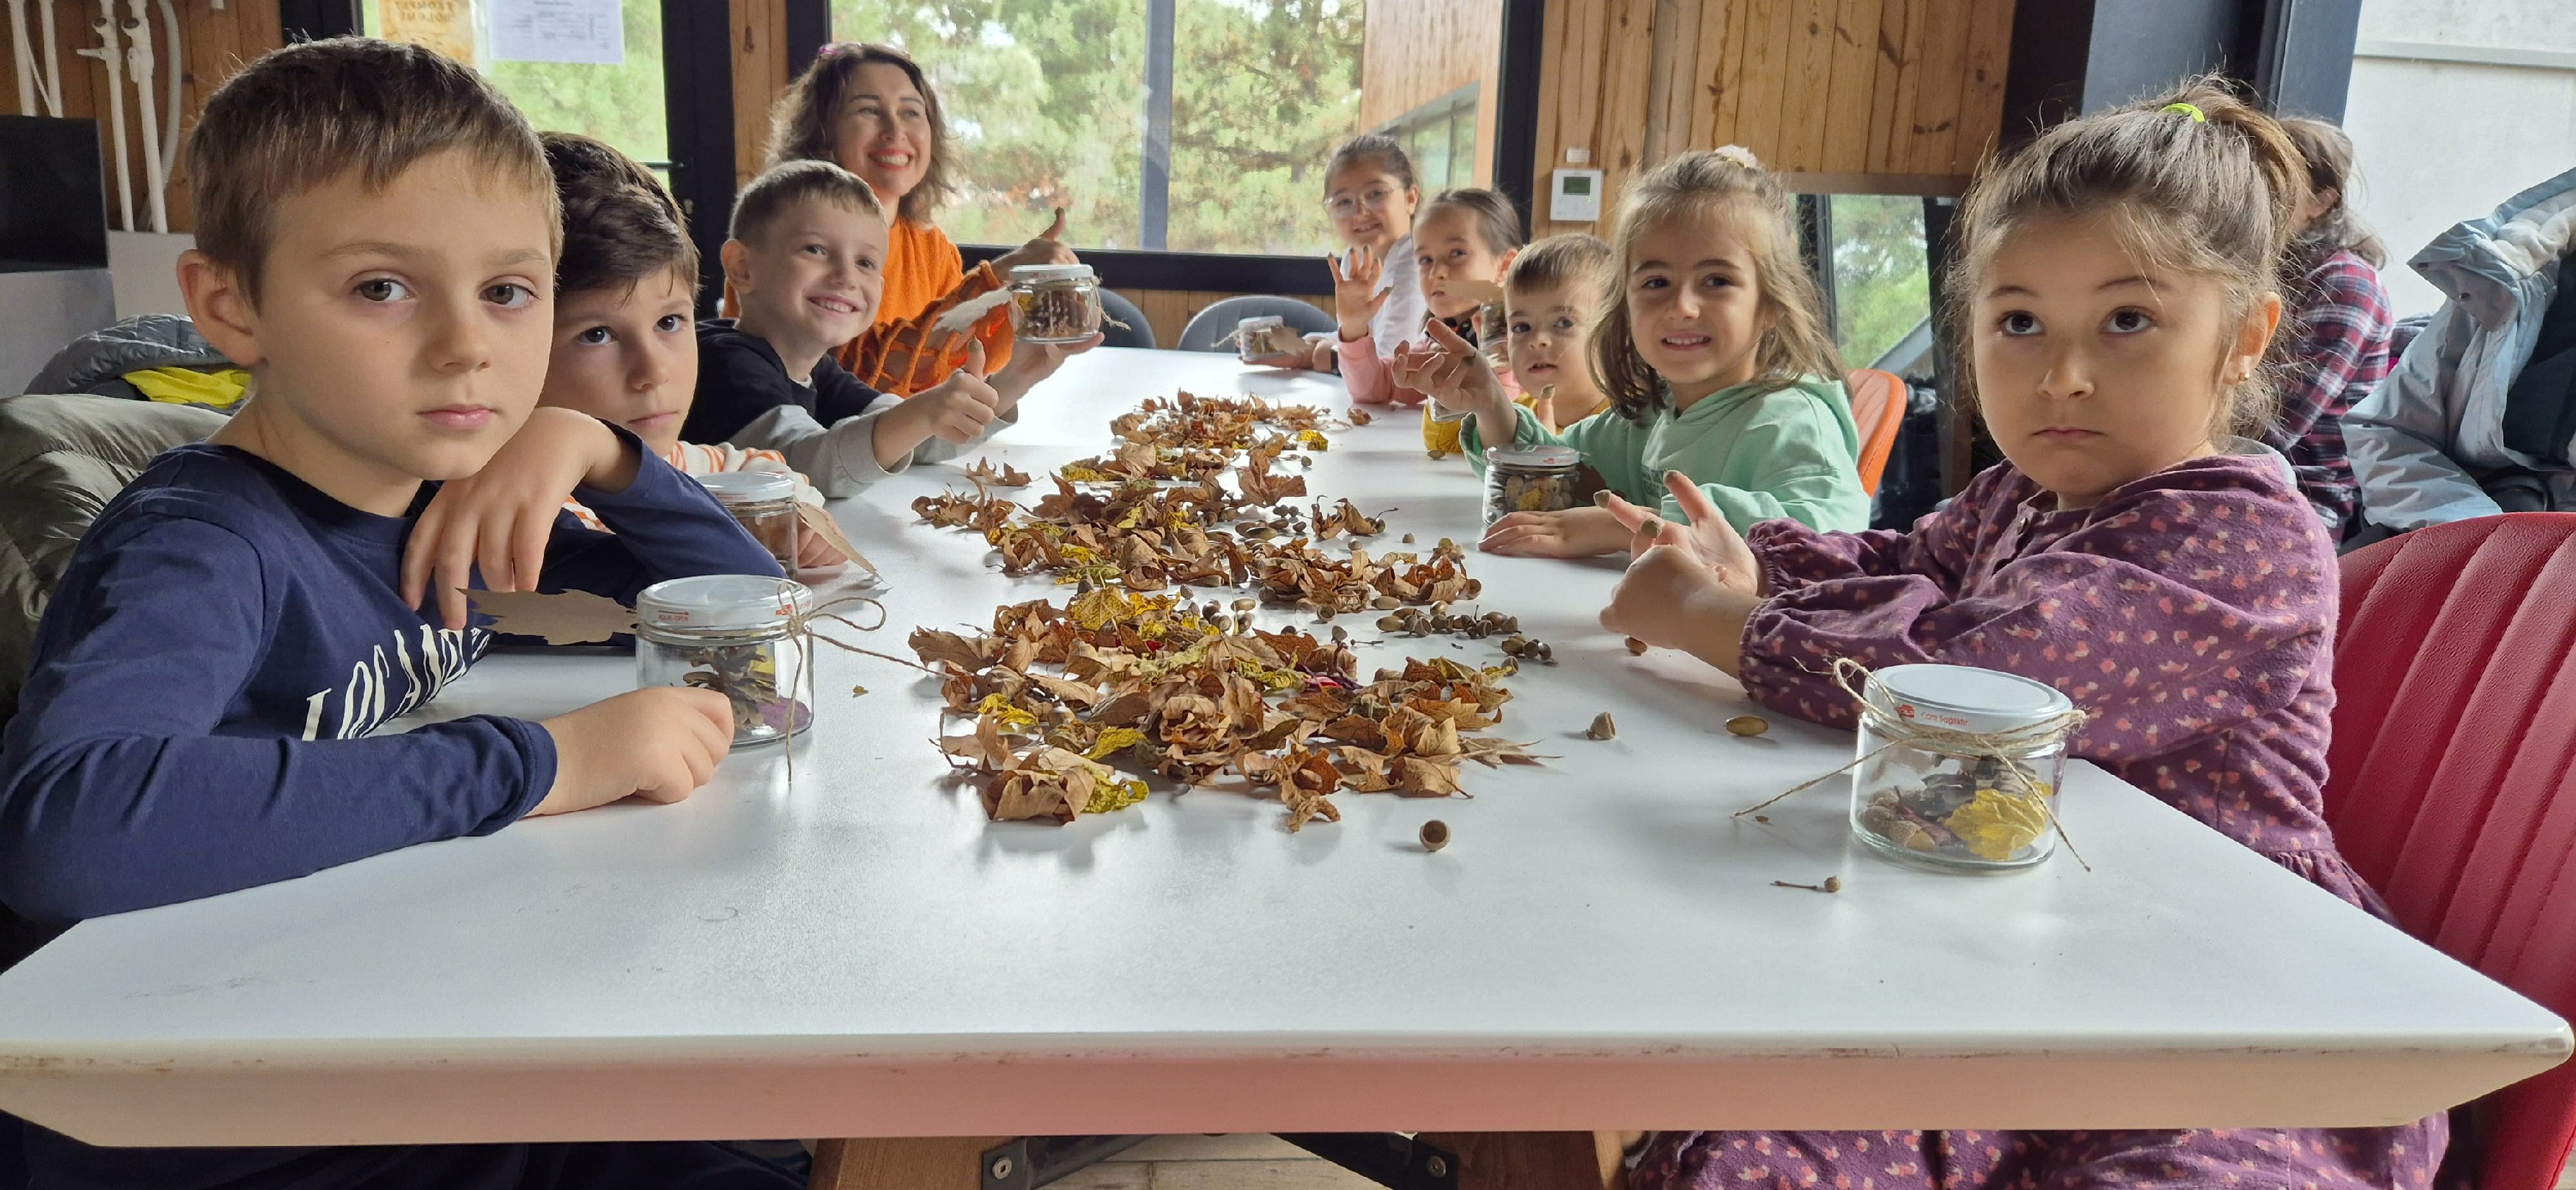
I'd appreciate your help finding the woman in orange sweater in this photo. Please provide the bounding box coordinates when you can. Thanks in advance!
[762,42,1077,394]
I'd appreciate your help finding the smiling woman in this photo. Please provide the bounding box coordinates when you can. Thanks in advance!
[754,42,1075,395]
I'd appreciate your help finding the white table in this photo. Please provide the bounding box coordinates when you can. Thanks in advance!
[0,347,2563,1151]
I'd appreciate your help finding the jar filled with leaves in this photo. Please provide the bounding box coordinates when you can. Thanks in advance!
[1849,664,2075,871]
[1481,445,1583,525]
[1008,263,1104,344]
[1235,315,1293,363]
[636,575,814,746]
[697,471,799,567]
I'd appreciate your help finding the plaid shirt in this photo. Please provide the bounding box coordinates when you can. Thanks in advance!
[2268,249,2393,527]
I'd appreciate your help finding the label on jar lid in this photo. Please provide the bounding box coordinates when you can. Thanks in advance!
[1009,263,1096,284]
[1866,663,2073,734]
[636,574,813,632]
[1487,445,1582,472]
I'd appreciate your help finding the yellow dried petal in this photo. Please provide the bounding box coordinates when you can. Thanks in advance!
[1945,789,2051,862]
[974,693,1038,729]
[1084,727,1148,759]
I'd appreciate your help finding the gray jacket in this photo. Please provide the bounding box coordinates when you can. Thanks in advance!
[26,314,232,403]
[2347,165,2576,530]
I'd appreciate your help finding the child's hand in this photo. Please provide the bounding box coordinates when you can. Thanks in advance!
[988,208,1076,275]
[1479,505,1631,558]
[532,687,734,815]
[1328,246,1390,339]
[1392,319,1511,424]
[1600,542,1753,673]
[403,408,636,631]
[988,331,1103,411]
[795,518,852,568]
[1599,471,1764,596]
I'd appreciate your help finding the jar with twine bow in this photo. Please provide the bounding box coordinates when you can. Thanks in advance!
[1740,659,2089,872]
[634,576,898,755]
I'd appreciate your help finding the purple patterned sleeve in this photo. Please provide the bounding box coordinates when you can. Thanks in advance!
[1738,478,2334,762]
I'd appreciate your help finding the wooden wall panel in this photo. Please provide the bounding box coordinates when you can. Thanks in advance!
[1357,0,1503,187]
[1532,0,2015,227]
[1114,288,1332,353]
[1,0,283,235]
[729,0,788,185]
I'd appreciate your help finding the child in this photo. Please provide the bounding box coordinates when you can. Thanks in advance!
[1395,147,1869,554]
[760,41,1078,394]
[2271,116,2393,536]
[681,159,1093,497]
[1601,83,2443,1190]
[1314,135,1426,378]
[535,132,845,567]
[0,37,797,1189]
[1500,233,1616,431]
[1409,188,1525,455]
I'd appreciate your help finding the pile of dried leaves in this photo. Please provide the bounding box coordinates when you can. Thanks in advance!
[915,593,1538,829]
[907,391,1541,830]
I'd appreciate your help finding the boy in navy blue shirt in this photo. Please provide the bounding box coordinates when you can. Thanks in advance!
[0,37,796,1190]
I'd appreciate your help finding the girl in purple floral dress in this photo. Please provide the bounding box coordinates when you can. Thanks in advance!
[1598,82,2444,1190]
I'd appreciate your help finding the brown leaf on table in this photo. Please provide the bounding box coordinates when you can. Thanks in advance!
[1394,757,1465,798]
[794,503,877,573]
[911,626,999,671]
[467,588,637,645]
[965,458,1033,487]
[1347,406,1373,425]
[1460,738,1549,766]
[938,714,1016,770]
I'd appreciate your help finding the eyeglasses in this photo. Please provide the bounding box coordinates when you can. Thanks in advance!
[1325,186,1400,219]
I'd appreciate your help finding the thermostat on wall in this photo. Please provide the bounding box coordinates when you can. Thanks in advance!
[1550,169,1604,222]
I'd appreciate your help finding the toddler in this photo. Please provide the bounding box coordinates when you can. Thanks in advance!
[1499,233,1616,430]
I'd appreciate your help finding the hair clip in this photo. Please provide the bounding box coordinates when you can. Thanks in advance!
[2162,102,2207,123]
[818,41,855,60]
[1712,144,1761,169]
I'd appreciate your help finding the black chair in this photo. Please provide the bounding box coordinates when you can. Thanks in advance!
[1176,295,1336,353]
[1097,289,1156,350]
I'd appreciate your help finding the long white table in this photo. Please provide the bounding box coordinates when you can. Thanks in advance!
[0,347,2563,1149]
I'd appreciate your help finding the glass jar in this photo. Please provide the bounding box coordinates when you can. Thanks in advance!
[697,471,799,568]
[1481,445,1583,524]
[1008,263,1104,344]
[1849,664,2075,872]
[635,575,814,746]
[1236,314,1293,363]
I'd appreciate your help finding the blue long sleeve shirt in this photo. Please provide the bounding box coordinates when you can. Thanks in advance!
[0,432,782,924]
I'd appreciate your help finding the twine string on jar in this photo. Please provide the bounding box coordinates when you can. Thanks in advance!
[1735,657,2095,871]
[768,592,927,787]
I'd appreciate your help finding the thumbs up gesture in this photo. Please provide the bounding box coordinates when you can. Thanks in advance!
[992,208,1078,274]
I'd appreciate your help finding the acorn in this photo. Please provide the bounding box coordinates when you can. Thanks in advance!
[1233,598,1257,612]
[1726,715,1770,737]
[1627,637,1649,655]
[1419,820,1451,852]
[1378,615,1406,631]
[1373,595,1401,610]
[1586,712,1617,741]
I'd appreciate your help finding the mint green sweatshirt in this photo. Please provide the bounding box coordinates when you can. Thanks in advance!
[1462,375,1870,533]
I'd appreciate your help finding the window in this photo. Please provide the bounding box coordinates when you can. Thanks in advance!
[1377,85,1477,194]
[1829,194,1931,373]
[362,0,670,168]
[827,0,1364,257]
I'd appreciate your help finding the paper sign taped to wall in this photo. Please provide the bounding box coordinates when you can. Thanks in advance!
[379,0,478,66]
[491,0,623,65]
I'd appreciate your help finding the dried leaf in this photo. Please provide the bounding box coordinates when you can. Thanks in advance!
[795,503,877,573]
[468,588,637,645]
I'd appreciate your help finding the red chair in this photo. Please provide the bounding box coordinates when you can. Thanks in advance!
[1844,369,1907,497]
[2329,514,2576,1190]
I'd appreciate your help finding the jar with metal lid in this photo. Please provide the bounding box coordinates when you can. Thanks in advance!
[697,471,799,567]
[635,575,813,745]
[1235,314,1294,363]
[1008,263,1103,344]
[1849,664,2076,871]
[1481,445,1584,525]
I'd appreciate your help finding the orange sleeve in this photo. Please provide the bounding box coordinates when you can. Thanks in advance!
[832,220,1015,395]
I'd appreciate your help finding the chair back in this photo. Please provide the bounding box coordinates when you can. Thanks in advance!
[1844,369,1907,495]
[2330,514,2576,1190]
[1178,295,1337,353]
[1096,289,1157,350]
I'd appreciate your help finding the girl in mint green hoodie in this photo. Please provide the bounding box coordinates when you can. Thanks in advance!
[1395,147,1869,556]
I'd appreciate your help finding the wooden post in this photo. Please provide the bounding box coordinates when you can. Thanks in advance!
[807,1137,1010,1190]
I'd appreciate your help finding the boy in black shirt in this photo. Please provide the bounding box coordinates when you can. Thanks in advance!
[682,160,1094,495]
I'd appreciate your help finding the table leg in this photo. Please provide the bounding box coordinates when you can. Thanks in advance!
[807,1136,1010,1189]
[1411,1131,1628,1189]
